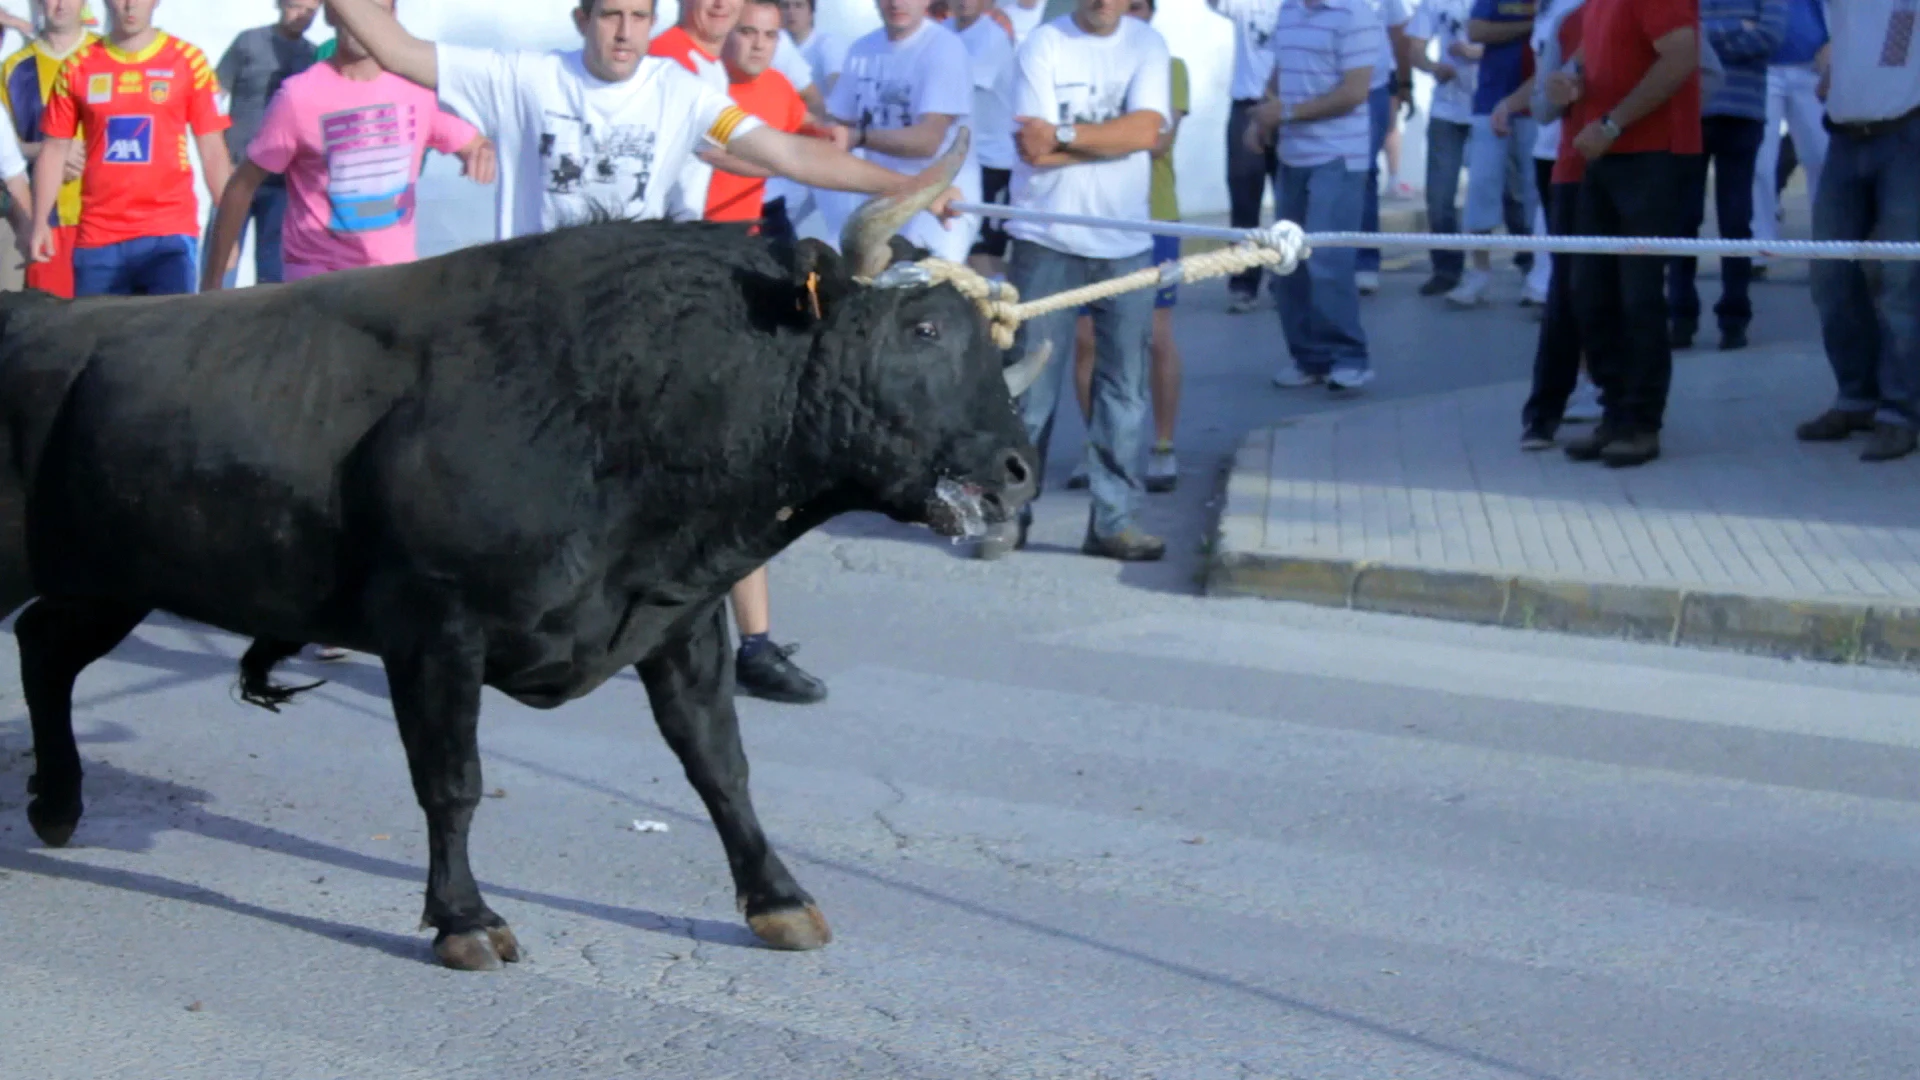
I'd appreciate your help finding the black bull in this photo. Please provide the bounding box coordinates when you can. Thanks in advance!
[0,132,1053,969]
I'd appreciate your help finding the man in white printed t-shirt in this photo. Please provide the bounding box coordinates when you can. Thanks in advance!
[319,0,960,243]
[950,0,1018,278]
[768,0,849,244]
[1793,0,1920,462]
[972,0,1170,564]
[825,0,980,262]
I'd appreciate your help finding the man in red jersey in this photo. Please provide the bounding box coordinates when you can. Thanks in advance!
[28,0,233,296]
[706,0,846,224]
[648,0,741,219]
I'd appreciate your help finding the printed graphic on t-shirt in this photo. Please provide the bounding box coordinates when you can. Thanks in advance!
[850,75,916,129]
[322,101,417,233]
[538,110,661,210]
[102,114,151,162]
[1882,0,1916,66]
[1051,79,1129,125]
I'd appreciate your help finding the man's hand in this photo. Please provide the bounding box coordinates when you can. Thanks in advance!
[1448,40,1483,62]
[1572,119,1615,161]
[1546,69,1583,107]
[822,123,852,152]
[456,136,496,184]
[1491,98,1513,137]
[1431,61,1458,84]
[62,140,86,183]
[28,221,54,264]
[1013,116,1058,165]
[927,184,963,224]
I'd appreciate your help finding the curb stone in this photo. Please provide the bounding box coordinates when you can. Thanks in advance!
[1206,535,1920,671]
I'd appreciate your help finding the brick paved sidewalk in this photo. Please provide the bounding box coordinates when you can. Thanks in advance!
[1207,345,1920,667]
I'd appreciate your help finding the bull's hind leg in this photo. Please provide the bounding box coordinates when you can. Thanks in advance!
[638,605,831,951]
[380,612,519,971]
[15,597,150,846]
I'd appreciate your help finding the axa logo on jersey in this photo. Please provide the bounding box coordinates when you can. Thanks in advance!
[102,115,153,164]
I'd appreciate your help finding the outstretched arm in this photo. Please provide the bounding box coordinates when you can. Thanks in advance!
[726,125,959,214]
[322,0,439,88]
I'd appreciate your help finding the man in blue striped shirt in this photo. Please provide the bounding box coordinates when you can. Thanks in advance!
[1244,0,1382,391]
[1664,0,1787,351]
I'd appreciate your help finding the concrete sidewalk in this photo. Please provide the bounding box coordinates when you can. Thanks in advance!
[1206,345,1920,668]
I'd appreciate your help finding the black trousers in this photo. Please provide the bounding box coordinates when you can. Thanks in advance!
[1665,116,1766,330]
[1226,99,1278,298]
[1572,151,1692,435]
[1521,163,1584,432]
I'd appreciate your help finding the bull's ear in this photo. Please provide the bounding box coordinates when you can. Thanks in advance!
[886,235,929,266]
[792,238,856,322]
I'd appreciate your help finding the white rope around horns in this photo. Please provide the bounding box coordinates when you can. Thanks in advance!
[880,222,1312,351]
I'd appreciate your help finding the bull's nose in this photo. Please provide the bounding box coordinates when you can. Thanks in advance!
[999,449,1035,497]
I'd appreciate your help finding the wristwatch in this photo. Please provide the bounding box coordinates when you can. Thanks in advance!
[1598,112,1622,139]
[1054,123,1077,150]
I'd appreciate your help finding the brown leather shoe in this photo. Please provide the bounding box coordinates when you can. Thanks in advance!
[1795,408,1874,441]
[1860,423,1918,462]
[1082,525,1166,562]
[1600,430,1660,468]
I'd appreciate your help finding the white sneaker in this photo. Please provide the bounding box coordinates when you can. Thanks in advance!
[1356,270,1380,295]
[1520,280,1549,306]
[1327,367,1374,392]
[1445,270,1491,308]
[1564,376,1602,423]
[1273,367,1327,389]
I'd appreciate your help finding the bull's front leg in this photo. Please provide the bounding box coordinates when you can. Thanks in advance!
[379,607,520,971]
[637,604,831,951]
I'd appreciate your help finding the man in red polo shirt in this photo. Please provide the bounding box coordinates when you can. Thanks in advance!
[1546,0,1700,468]
[651,0,832,706]
[708,0,846,223]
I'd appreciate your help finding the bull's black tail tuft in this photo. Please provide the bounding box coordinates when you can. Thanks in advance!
[233,637,325,712]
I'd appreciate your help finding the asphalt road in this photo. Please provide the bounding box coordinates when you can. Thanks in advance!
[6,263,1901,1079]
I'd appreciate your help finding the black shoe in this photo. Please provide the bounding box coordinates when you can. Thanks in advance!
[735,642,828,704]
[1419,275,1459,297]
[1562,424,1620,462]
[1669,318,1696,349]
[1081,524,1166,562]
[1795,408,1875,441]
[1600,430,1660,468]
[1520,425,1556,451]
[1719,325,1749,351]
[1861,423,1919,462]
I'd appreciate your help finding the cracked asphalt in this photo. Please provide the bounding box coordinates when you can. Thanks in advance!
[5,254,1916,1077]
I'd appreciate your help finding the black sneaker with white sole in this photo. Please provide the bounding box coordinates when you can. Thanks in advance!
[735,642,828,704]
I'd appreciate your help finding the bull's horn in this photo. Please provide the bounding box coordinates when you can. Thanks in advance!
[841,126,972,280]
[1002,340,1052,398]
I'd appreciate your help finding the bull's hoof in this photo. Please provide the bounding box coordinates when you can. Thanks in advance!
[27,791,82,848]
[746,904,833,951]
[433,925,522,971]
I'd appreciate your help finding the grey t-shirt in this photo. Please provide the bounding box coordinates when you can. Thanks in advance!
[216,25,317,179]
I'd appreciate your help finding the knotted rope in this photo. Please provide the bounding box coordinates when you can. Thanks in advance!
[863,222,1312,350]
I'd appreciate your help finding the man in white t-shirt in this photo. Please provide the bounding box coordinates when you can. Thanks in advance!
[320,0,961,243]
[1404,0,1479,296]
[973,0,1170,564]
[0,105,37,267]
[1794,0,1920,462]
[767,0,849,243]
[950,0,1017,277]
[1206,0,1284,313]
[825,0,980,261]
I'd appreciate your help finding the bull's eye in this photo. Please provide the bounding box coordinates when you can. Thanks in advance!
[913,320,940,340]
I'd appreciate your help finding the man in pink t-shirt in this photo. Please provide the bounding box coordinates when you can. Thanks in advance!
[201,0,494,289]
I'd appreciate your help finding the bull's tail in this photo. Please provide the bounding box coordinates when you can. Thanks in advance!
[0,289,65,622]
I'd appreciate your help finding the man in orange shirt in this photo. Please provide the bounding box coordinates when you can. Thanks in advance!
[708,0,847,226]
[28,0,232,296]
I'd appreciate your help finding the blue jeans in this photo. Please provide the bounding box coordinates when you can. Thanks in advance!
[1666,116,1765,330]
[1359,83,1393,274]
[73,234,199,297]
[1275,160,1369,373]
[219,179,288,289]
[1810,112,1920,428]
[1007,240,1155,537]
[1464,112,1539,234]
[1424,117,1471,280]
